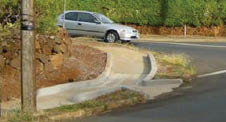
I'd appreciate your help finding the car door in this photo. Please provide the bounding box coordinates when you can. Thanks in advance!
[77,12,106,37]
[64,12,80,36]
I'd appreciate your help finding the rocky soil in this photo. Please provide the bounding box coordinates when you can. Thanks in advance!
[0,28,107,102]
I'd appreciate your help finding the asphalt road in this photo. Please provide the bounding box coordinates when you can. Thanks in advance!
[71,41,226,122]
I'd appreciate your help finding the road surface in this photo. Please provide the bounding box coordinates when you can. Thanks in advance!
[71,41,226,122]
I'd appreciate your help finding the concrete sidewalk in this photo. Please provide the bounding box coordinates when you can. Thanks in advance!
[36,45,182,110]
[95,46,150,75]
[37,46,149,109]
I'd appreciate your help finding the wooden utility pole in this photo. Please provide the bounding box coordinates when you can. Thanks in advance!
[21,0,36,112]
[0,76,2,116]
[63,0,67,28]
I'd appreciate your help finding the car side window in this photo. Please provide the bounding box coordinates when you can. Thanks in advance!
[78,13,97,23]
[65,12,78,21]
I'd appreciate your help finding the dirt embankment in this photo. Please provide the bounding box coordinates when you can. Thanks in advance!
[0,29,106,102]
[129,25,226,37]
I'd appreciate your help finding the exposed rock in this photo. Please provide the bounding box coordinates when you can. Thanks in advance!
[54,38,62,45]
[44,62,54,72]
[0,46,3,54]
[60,43,68,53]
[63,37,72,45]
[37,53,49,64]
[35,40,41,49]
[50,36,55,40]
[5,58,10,65]
[43,44,52,55]
[1,41,7,46]
[36,60,44,74]
[10,56,20,70]
[0,55,5,68]
[52,45,62,54]
[50,54,64,69]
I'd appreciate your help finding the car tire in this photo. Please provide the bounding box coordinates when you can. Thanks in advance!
[105,31,119,43]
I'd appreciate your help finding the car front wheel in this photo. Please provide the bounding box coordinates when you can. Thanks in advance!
[105,31,119,43]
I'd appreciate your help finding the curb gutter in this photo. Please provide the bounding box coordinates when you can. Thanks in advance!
[141,53,158,83]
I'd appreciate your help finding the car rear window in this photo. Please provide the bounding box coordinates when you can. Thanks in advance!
[65,12,78,21]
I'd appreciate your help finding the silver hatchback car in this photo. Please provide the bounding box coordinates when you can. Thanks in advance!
[57,10,139,43]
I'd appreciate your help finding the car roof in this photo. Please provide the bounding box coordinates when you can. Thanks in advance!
[64,10,95,14]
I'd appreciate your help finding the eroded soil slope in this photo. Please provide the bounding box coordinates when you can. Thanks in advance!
[0,29,106,101]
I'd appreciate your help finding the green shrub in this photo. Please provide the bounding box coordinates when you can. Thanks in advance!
[0,0,226,33]
[164,0,226,27]
[35,0,64,33]
[0,0,19,24]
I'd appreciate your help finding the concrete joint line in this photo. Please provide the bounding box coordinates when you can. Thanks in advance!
[37,53,113,97]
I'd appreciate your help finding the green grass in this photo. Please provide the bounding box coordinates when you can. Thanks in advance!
[2,110,34,122]
[8,113,33,122]
[2,90,144,122]
[154,53,196,81]
[47,90,142,114]
[160,54,189,67]
[0,22,19,38]
[47,100,105,113]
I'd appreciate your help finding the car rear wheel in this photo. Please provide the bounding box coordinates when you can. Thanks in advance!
[105,31,119,43]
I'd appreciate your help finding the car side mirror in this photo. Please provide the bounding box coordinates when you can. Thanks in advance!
[94,20,101,24]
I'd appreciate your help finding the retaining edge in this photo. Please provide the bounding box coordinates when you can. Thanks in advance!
[141,53,158,83]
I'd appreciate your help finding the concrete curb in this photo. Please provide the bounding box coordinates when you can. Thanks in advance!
[142,53,158,83]
[37,53,112,97]
[37,78,183,110]
[64,53,159,104]
[36,50,183,110]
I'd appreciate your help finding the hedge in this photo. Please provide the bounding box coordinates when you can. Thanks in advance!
[0,0,19,24]
[1,0,226,33]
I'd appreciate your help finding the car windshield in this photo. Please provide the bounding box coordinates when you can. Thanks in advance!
[94,13,113,24]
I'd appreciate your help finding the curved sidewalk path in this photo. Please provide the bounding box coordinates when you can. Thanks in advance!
[37,45,182,110]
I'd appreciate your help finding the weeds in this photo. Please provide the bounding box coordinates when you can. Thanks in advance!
[2,109,34,122]
[159,53,190,67]
[0,22,19,38]
[47,90,143,114]
[155,53,196,80]
[48,100,105,113]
